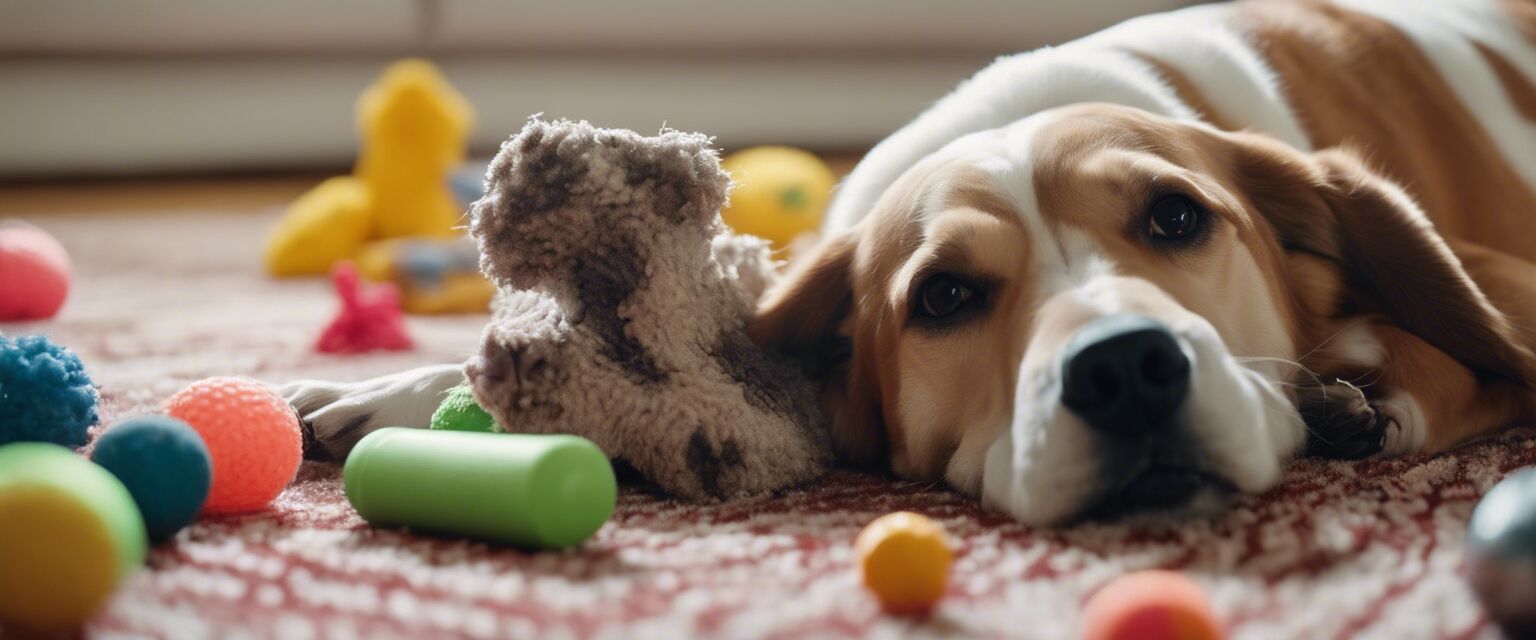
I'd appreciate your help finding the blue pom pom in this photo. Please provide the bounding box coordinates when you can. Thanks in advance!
[90,416,212,542]
[0,335,98,447]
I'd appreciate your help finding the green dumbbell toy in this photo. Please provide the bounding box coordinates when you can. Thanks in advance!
[344,428,616,548]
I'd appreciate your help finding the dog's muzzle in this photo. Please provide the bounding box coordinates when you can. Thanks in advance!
[981,310,1263,524]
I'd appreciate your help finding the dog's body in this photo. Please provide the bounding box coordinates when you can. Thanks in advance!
[290,0,1536,524]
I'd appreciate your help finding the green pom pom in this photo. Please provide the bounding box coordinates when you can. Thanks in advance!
[430,384,497,432]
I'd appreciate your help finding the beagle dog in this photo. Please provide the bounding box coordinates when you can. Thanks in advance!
[289,0,1536,525]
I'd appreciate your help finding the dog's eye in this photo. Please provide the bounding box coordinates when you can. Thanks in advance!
[1147,195,1202,240]
[917,274,975,318]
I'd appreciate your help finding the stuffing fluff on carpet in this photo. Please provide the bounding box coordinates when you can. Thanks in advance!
[5,209,1533,640]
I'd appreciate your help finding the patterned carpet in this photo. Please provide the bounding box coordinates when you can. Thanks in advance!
[5,209,1532,639]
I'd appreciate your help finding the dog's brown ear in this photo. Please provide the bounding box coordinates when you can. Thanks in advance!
[751,232,856,365]
[749,230,887,467]
[1235,137,1536,386]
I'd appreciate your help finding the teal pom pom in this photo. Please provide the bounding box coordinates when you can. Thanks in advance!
[0,335,98,447]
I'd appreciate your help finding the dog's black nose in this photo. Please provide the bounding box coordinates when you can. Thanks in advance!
[1060,314,1190,435]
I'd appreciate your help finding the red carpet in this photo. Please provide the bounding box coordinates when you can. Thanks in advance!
[7,210,1530,639]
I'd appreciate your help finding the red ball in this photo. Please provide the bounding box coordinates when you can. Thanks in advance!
[163,377,301,514]
[1082,570,1224,640]
[0,226,71,321]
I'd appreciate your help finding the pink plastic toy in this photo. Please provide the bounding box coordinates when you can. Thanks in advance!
[0,223,71,321]
[316,261,414,354]
[163,376,303,514]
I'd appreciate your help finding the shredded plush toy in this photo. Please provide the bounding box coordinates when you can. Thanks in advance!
[464,119,831,500]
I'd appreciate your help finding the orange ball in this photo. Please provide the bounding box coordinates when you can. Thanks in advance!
[1082,570,1224,640]
[163,377,301,514]
[855,511,953,614]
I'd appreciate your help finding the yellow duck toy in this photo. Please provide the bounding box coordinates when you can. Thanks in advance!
[265,59,474,277]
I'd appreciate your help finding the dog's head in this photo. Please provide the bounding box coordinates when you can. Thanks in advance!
[752,103,1535,524]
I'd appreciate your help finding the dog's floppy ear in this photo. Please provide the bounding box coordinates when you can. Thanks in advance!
[751,232,856,367]
[1234,136,1536,386]
[749,230,887,467]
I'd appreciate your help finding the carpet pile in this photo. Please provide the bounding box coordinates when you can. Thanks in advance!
[4,210,1529,639]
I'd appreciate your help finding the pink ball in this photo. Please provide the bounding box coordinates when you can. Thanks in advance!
[0,225,71,321]
[164,377,302,514]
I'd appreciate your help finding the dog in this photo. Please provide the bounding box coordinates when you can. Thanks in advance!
[288,0,1536,525]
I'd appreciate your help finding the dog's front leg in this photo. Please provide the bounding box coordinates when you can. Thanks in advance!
[282,364,465,459]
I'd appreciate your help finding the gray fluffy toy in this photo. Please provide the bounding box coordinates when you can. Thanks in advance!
[464,118,832,500]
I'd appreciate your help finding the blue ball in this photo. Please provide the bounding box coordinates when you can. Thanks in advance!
[90,416,212,542]
[0,334,98,447]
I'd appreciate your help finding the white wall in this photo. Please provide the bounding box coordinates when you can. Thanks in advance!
[0,0,1197,176]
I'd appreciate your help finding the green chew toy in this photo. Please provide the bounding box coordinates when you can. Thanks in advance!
[344,428,616,548]
[430,383,496,432]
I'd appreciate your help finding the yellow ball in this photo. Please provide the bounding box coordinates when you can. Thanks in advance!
[0,443,147,633]
[719,146,835,249]
[855,511,953,614]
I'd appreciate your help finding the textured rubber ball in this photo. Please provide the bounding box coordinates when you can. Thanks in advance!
[163,377,301,514]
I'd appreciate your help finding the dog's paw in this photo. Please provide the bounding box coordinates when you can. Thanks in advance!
[1298,378,1391,459]
[471,118,730,291]
[281,365,464,458]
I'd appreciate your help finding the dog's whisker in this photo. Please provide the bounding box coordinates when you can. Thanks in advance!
[1237,356,1326,394]
[1293,319,1371,366]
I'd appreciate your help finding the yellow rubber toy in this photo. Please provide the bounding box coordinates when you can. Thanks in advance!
[263,177,372,277]
[356,59,474,240]
[719,146,835,251]
[0,443,147,633]
[265,59,475,277]
[855,511,953,614]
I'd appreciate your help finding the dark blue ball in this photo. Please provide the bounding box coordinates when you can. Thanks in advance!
[90,416,212,542]
[0,334,98,447]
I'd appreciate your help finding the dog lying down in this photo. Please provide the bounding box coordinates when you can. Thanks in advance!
[290,0,1536,525]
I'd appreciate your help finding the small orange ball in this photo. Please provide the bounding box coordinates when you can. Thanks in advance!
[1082,570,1224,640]
[163,377,302,514]
[855,511,953,614]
